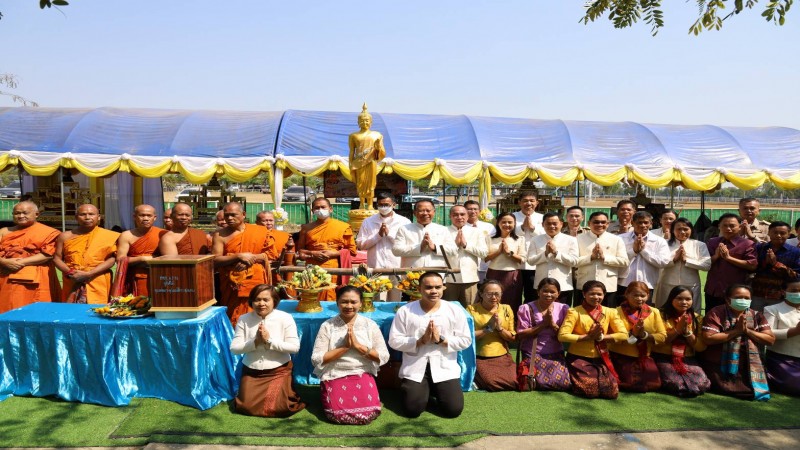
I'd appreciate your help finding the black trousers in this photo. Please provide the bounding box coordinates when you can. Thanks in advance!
[400,363,463,418]
[520,269,537,303]
[704,294,726,314]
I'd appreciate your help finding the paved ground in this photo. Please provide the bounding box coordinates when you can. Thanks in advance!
[14,429,792,450]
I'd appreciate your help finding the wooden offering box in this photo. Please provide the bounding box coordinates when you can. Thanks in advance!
[147,255,216,319]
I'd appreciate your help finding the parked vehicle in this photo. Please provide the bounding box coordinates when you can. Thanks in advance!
[283,185,316,203]
[402,194,441,205]
[0,181,21,198]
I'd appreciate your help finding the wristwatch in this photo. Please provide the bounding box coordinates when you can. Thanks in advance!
[436,336,446,345]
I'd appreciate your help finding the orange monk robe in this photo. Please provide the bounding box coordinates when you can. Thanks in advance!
[62,227,120,304]
[219,224,274,325]
[267,229,291,283]
[176,228,212,255]
[302,219,357,300]
[0,222,61,314]
[125,226,166,297]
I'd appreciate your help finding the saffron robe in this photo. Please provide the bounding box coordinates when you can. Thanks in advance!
[219,224,273,325]
[62,227,120,304]
[300,219,357,300]
[121,226,166,296]
[0,222,61,313]
[176,228,212,255]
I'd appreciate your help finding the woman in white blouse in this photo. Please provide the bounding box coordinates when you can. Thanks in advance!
[311,286,390,424]
[764,280,800,396]
[655,218,711,308]
[484,212,527,311]
[230,284,305,417]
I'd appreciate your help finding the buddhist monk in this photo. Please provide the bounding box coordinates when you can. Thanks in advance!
[215,210,226,228]
[257,210,290,260]
[213,202,274,325]
[54,204,120,304]
[0,201,61,313]
[114,204,166,297]
[297,198,357,300]
[159,203,212,256]
[163,208,173,231]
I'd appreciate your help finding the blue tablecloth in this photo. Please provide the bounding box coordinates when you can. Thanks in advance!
[280,300,476,391]
[0,303,239,410]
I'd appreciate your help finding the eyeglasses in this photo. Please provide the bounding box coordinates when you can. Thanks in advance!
[483,292,502,297]
[591,221,608,224]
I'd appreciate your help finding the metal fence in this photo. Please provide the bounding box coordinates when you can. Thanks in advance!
[4,199,798,228]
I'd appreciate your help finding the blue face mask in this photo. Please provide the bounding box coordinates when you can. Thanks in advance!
[730,298,751,311]
[785,292,800,305]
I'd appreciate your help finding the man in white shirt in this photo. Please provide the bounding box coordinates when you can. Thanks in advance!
[528,212,579,304]
[388,272,472,418]
[464,200,495,282]
[356,192,411,301]
[393,200,458,272]
[618,211,671,306]
[444,205,488,306]
[512,191,545,303]
[576,212,630,306]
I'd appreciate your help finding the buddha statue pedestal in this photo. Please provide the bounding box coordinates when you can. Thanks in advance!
[348,208,378,233]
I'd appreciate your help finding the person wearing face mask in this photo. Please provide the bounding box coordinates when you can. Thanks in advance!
[763,281,800,396]
[653,286,711,397]
[356,192,410,301]
[608,282,667,393]
[298,198,357,301]
[750,221,800,312]
[700,284,775,400]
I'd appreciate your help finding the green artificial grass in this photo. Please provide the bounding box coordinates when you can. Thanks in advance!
[3,386,800,448]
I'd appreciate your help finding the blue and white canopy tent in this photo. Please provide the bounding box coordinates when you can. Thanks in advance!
[1,106,799,228]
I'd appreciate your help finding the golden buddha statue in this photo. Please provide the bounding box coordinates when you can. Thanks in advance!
[348,103,386,210]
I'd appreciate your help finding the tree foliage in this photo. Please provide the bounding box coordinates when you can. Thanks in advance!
[0,74,39,107]
[582,0,793,35]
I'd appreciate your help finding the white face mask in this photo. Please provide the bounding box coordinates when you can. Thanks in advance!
[378,206,393,216]
[314,209,330,219]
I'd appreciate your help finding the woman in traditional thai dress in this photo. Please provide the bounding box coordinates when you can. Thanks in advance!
[230,284,305,417]
[655,218,711,308]
[558,280,629,399]
[484,212,526,312]
[700,284,775,400]
[653,286,711,397]
[311,286,389,424]
[609,281,667,392]
[467,280,517,391]
[516,278,571,391]
[763,280,800,395]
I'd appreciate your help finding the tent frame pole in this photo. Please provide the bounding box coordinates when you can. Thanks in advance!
[60,168,66,232]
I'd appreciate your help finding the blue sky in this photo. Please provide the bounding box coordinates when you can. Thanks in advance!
[2,1,798,128]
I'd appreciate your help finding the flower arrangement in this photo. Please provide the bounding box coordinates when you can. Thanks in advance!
[282,264,333,291]
[272,207,289,226]
[93,294,150,318]
[348,274,393,294]
[397,271,423,297]
[478,208,494,223]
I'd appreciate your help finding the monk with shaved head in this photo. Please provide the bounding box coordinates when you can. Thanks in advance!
[114,204,166,297]
[158,203,212,256]
[0,201,61,313]
[213,202,274,325]
[54,204,120,304]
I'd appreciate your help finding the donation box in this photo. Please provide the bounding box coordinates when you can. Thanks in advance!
[147,255,216,319]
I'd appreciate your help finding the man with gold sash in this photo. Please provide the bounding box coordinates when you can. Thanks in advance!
[0,201,61,313]
[114,204,166,296]
[213,202,273,325]
[159,203,212,256]
[54,204,119,304]
[297,198,357,300]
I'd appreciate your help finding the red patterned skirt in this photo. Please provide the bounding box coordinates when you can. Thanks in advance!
[566,353,619,399]
[475,353,518,391]
[235,361,306,417]
[653,353,710,397]
[610,352,662,393]
[321,372,382,425]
